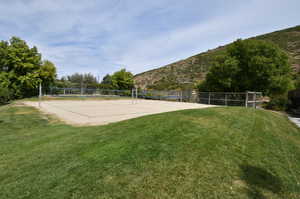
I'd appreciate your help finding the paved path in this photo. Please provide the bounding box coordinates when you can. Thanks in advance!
[288,116,300,128]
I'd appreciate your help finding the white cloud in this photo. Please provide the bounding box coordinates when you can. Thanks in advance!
[0,0,299,79]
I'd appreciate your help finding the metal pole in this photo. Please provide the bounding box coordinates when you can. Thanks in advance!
[39,82,42,108]
[180,91,183,102]
[132,88,134,104]
[225,93,227,106]
[245,91,248,108]
[253,92,256,108]
[81,75,83,96]
[208,92,211,105]
[135,88,138,104]
[136,88,138,100]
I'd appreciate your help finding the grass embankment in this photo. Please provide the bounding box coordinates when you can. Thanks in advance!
[0,105,300,198]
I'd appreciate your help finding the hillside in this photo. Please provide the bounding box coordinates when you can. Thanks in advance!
[1,105,300,198]
[134,25,300,89]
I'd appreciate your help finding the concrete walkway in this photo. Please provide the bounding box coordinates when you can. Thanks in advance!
[288,116,300,128]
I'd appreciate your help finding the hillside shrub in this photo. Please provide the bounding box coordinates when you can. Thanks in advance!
[266,94,289,111]
[0,85,11,105]
[0,73,11,105]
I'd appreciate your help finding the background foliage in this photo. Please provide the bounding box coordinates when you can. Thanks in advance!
[55,69,134,91]
[111,69,134,90]
[0,37,56,103]
[197,39,293,110]
[198,39,293,95]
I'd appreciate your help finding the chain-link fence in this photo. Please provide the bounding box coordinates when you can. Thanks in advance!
[43,87,262,108]
[45,87,133,99]
[198,91,262,108]
[137,89,262,108]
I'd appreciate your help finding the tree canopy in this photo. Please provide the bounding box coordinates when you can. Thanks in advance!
[68,73,98,88]
[100,74,113,89]
[198,39,293,96]
[55,73,98,88]
[111,69,134,90]
[0,37,57,102]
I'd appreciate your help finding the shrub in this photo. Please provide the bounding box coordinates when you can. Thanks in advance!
[0,73,11,105]
[0,86,11,105]
[198,39,293,95]
[266,95,289,111]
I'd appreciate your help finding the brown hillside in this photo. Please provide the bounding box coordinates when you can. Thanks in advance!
[134,25,300,89]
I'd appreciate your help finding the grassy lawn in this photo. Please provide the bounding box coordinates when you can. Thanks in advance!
[0,104,300,198]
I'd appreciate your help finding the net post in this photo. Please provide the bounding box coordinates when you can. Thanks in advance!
[135,88,138,103]
[39,82,42,108]
[253,92,256,108]
[245,91,248,108]
[180,91,183,102]
[132,88,134,104]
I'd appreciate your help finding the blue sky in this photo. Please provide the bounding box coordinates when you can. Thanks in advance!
[1,0,299,79]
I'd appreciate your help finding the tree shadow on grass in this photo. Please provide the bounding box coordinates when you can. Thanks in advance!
[240,165,283,199]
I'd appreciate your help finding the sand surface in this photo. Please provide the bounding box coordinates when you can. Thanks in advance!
[24,99,215,126]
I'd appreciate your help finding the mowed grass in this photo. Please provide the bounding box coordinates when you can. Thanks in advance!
[0,105,300,199]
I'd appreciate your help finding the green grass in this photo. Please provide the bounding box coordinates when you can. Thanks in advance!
[0,105,300,198]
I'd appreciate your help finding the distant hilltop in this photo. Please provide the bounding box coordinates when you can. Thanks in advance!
[134,25,300,90]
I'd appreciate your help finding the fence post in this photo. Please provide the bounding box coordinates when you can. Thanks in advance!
[225,93,227,106]
[180,91,183,102]
[135,88,138,100]
[253,92,256,108]
[208,92,211,105]
[132,89,134,104]
[245,91,248,108]
[38,82,42,108]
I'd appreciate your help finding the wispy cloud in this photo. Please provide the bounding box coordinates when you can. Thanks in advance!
[0,0,299,78]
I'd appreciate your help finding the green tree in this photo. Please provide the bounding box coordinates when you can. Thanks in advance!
[54,77,73,88]
[0,37,57,100]
[100,74,113,89]
[40,60,57,87]
[66,73,98,88]
[198,39,293,96]
[111,69,134,90]
[0,73,11,104]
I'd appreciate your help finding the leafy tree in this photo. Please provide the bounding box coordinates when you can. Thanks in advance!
[0,73,11,104]
[40,60,57,88]
[100,74,113,89]
[67,73,84,86]
[82,73,98,88]
[0,36,57,100]
[111,69,134,90]
[198,39,293,97]
[54,77,73,88]
[101,74,112,85]
[61,73,98,88]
